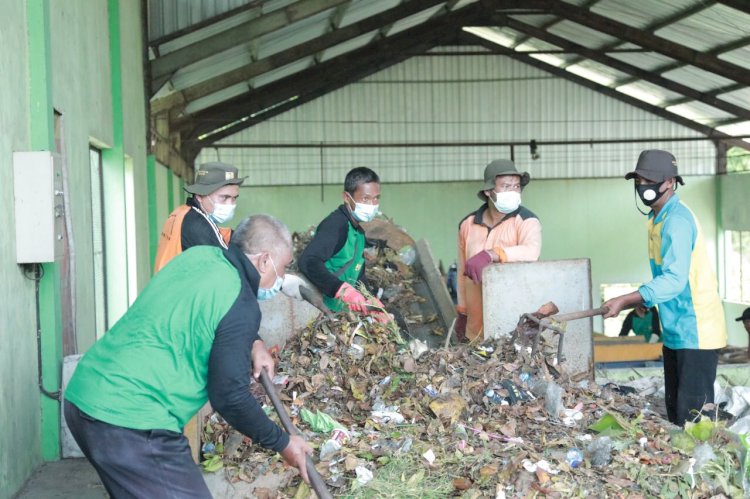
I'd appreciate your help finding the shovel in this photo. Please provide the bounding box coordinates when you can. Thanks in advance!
[258,368,333,499]
[299,285,335,319]
[513,303,609,363]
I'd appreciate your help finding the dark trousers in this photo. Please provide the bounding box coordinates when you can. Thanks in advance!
[64,400,211,499]
[662,346,718,426]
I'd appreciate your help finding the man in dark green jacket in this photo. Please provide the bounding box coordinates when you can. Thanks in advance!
[65,214,312,498]
[299,167,387,321]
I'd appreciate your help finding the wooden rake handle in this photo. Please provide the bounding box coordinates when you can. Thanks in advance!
[258,369,333,499]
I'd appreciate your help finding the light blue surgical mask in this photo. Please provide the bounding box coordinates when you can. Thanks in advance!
[208,202,236,224]
[257,256,283,301]
[347,193,379,223]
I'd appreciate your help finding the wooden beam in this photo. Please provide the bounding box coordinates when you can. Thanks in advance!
[462,32,750,150]
[501,16,750,120]
[177,3,481,139]
[152,0,447,111]
[499,0,750,86]
[150,0,349,88]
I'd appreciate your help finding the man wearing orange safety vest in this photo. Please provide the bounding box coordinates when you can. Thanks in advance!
[154,162,245,273]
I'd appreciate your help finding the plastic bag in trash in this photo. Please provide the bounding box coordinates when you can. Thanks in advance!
[544,382,564,419]
[398,245,416,266]
[692,442,717,472]
[586,436,613,467]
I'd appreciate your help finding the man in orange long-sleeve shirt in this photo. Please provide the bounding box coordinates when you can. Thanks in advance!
[456,159,542,342]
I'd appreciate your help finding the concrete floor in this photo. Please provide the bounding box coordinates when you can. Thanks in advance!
[13,458,291,499]
[14,459,107,499]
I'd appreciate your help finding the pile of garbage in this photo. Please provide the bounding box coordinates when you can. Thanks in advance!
[201,310,750,498]
[201,218,748,496]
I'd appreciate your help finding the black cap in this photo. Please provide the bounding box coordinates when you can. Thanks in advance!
[735,308,750,322]
[625,150,684,185]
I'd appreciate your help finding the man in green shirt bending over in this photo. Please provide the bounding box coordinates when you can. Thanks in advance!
[65,214,312,498]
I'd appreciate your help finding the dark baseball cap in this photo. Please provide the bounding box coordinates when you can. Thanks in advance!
[477,159,530,201]
[185,162,246,196]
[736,308,750,321]
[625,150,684,185]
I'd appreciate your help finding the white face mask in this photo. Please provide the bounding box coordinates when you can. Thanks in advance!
[347,194,379,223]
[492,191,521,214]
[209,203,236,224]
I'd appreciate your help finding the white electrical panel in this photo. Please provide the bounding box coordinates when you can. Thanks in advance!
[13,151,64,263]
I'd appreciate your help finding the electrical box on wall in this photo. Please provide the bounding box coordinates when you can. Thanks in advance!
[13,151,64,263]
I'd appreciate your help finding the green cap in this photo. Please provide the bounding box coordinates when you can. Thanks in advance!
[478,159,530,201]
[185,162,246,196]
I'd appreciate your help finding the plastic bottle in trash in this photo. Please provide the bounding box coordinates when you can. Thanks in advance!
[566,448,584,468]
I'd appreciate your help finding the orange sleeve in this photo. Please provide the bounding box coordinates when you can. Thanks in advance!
[456,218,468,311]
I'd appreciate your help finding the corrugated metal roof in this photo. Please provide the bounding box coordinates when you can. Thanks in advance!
[722,44,750,67]
[256,8,335,59]
[387,4,446,37]
[661,66,735,92]
[149,0,255,39]
[547,20,619,49]
[252,58,313,88]
[197,53,716,185]
[607,49,676,73]
[319,30,378,62]
[721,87,750,109]
[338,0,401,28]
[148,0,750,156]
[661,4,749,49]
[591,0,685,30]
[170,43,254,91]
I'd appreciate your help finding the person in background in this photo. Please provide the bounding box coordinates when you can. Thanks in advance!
[446,262,458,304]
[65,215,313,497]
[455,159,542,342]
[619,305,661,343]
[299,167,388,322]
[736,307,750,359]
[153,162,244,272]
[153,161,307,299]
[603,150,727,426]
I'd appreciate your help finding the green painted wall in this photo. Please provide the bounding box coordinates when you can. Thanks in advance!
[720,172,750,230]
[49,0,112,352]
[0,0,41,495]
[236,175,742,341]
[119,0,150,293]
[2,1,151,496]
[719,172,750,348]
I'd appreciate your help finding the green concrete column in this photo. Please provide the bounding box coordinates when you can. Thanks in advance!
[167,169,176,212]
[103,0,129,320]
[147,154,158,270]
[27,0,62,462]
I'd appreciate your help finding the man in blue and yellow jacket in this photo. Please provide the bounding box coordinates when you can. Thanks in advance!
[604,150,726,426]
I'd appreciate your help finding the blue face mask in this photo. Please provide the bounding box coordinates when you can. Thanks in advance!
[257,256,283,301]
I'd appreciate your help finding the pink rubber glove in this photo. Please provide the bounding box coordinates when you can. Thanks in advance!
[464,250,493,284]
[335,282,368,313]
[365,297,392,324]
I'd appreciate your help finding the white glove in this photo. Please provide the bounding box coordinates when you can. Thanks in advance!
[280,274,305,300]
